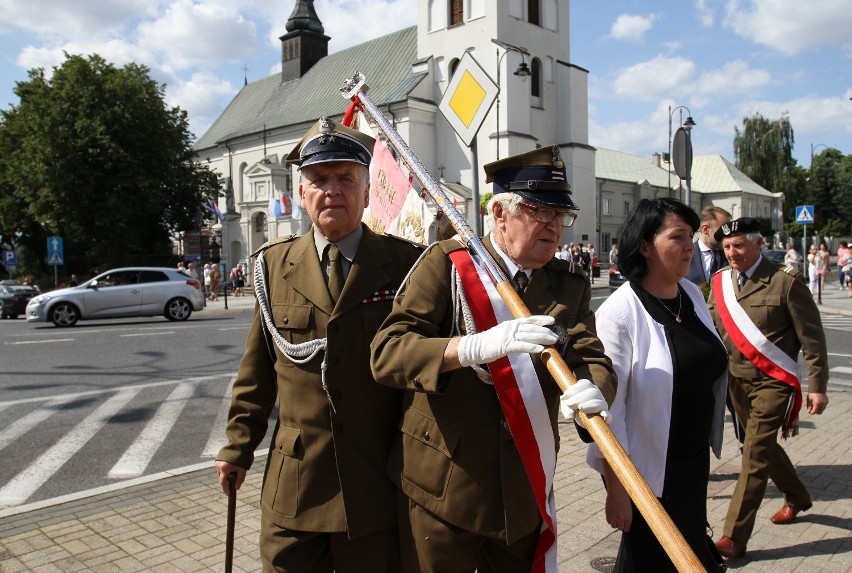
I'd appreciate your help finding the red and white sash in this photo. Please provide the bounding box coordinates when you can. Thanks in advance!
[713,269,802,436]
[448,247,557,573]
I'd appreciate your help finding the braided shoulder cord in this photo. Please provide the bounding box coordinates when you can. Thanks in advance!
[253,251,336,411]
[451,266,493,385]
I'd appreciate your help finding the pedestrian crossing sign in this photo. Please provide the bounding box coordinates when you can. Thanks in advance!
[438,51,498,147]
[795,205,814,224]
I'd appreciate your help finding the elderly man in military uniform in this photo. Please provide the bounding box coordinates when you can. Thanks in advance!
[371,146,617,573]
[707,217,829,560]
[215,118,423,572]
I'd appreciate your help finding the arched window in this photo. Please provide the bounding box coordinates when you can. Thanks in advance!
[449,58,460,78]
[528,0,540,25]
[531,58,542,99]
[450,0,463,25]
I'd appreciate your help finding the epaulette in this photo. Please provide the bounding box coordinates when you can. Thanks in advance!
[383,233,427,251]
[780,264,800,277]
[252,234,298,257]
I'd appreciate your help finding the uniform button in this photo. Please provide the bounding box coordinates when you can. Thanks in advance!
[329,324,340,333]
[282,317,289,324]
[423,432,431,441]
[413,378,423,389]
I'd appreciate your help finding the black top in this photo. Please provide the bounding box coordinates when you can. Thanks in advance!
[633,284,727,459]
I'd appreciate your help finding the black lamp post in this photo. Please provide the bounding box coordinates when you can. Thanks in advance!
[668,105,696,205]
[492,39,531,160]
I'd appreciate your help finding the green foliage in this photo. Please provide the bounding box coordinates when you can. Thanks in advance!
[479,192,493,214]
[733,112,796,195]
[0,54,221,279]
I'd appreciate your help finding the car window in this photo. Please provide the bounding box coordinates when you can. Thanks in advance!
[98,271,140,287]
[0,286,9,294]
[138,271,170,284]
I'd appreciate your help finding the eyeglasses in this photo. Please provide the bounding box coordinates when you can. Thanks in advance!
[517,203,577,228]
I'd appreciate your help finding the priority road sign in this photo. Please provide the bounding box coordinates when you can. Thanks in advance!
[47,236,64,266]
[438,51,498,147]
[795,205,814,224]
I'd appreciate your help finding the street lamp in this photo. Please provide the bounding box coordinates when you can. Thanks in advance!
[668,105,696,205]
[809,143,829,304]
[492,38,531,160]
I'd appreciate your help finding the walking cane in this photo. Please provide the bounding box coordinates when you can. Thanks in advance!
[340,72,706,573]
[225,472,237,573]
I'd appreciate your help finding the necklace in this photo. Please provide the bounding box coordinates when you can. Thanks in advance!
[648,288,683,323]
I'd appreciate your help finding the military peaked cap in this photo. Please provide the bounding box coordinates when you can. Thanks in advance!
[483,146,577,210]
[286,117,376,169]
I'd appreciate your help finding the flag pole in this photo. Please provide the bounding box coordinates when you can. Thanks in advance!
[340,72,706,573]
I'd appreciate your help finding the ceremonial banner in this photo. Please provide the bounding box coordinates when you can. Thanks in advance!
[385,189,436,246]
[365,138,410,234]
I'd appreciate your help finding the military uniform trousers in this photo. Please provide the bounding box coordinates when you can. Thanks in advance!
[724,375,811,542]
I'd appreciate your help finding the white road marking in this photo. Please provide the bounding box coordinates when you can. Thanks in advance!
[120,331,175,337]
[108,383,195,479]
[0,397,71,453]
[829,366,852,375]
[202,376,237,459]
[5,339,74,345]
[0,388,140,507]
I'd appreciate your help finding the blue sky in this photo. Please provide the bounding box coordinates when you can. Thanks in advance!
[0,0,849,168]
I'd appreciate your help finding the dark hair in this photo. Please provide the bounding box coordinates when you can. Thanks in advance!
[617,198,699,284]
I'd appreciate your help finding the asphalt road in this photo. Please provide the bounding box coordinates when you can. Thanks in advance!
[0,290,848,509]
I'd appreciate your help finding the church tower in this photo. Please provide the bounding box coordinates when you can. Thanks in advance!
[279,0,330,82]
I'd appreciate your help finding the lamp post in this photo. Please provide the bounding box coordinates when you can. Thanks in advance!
[668,105,696,206]
[809,143,829,304]
[492,39,531,160]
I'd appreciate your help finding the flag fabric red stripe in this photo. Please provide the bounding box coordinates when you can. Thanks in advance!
[448,247,558,572]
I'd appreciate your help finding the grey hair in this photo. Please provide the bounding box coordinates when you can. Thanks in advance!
[745,232,763,243]
[487,192,523,215]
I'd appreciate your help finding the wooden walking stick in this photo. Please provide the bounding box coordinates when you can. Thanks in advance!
[225,472,237,573]
[340,72,706,573]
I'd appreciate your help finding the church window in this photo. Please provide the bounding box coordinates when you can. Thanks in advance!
[450,0,463,25]
[531,58,542,98]
[528,0,540,25]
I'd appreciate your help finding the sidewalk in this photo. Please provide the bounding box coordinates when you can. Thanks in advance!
[1,280,849,572]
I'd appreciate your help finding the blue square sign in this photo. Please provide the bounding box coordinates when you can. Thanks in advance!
[795,205,814,224]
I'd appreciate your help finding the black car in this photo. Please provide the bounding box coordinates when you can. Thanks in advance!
[608,266,627,293]
[763,249,787,265]
[0,284,38,319]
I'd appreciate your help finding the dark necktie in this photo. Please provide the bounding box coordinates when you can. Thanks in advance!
[738,272,748,289]
[514,270,529,294]
[709,250,724,276]
[326,244,344,302]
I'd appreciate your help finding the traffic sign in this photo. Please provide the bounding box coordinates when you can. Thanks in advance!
[795,205,814,224]
[438,51,498,147]
[2,248,15,266]
[48,236,64,266]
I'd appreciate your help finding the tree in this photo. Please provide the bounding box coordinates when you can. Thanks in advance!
[809,148,847,233]
[733,113,804,223]
[0,54,221,280]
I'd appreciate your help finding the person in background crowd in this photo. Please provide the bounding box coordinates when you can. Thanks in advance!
[609,243,619,266]
[836,241,850,289]
[590,198,728,572]
[203,263,212,298]
[67,274,79,287]
[208,263,221,301]
[685,206,731,286]
[709,218,829,560]
[215,117,423,572]
[784,242,801,270]
[185,262,199,281]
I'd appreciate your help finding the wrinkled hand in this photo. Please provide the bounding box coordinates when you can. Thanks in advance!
[560,378,610,428]
[457,315,558,367]
[215,461,247,495]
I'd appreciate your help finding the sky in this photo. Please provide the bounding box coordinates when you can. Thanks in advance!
[0,0,849,169]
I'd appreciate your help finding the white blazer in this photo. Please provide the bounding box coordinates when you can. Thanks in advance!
[588,279,728,496]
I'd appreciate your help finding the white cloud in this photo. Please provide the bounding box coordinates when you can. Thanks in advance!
[138,1,258,72]
[696,60,771,95]
[609,14,657,43]
[736,93,852,143]
[613,55,696,100]
[17,39,153,76]
[317,0,417,51]
[723,0,852,55]
[0,0,154,39]
[695,0,715,28]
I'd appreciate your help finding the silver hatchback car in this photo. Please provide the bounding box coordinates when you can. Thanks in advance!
[26,267,205,327]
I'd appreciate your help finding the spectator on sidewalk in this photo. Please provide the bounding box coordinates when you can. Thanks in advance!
[784,242,801,270]
[836,241,850,289]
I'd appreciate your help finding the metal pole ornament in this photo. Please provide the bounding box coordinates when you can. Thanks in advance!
[340,72,706,573]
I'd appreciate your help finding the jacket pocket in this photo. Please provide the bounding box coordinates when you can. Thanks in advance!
[399,408,459,500]
[263,426,302,518]
[272,303,313,345]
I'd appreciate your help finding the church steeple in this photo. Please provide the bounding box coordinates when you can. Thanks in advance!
[280,0,329,82]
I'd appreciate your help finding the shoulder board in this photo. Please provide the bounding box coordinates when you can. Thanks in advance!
[252,234,298,257]
[780,264,800,277]
[383,233,427,251]
[437,237,467,255]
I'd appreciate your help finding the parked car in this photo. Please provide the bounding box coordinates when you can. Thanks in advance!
[608,266,627,293]
[0,284,38,319]
[763,249,787,265]
[26,267,205,327]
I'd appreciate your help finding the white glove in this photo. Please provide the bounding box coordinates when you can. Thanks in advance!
[457,315,558,367]
[560,378,610,428]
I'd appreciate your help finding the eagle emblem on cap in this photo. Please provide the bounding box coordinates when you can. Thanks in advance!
[319,117,335,134]
[551,147,564,169]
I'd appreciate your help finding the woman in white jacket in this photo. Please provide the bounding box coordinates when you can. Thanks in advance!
[589,198,728,572]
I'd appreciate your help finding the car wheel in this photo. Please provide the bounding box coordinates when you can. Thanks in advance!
[165,298,192,321]
[50,302,79,327]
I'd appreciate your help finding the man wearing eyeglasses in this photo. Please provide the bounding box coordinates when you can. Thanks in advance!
[371,146,616,572]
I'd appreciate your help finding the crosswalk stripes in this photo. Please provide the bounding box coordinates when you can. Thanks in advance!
[203,375,236,459]
[819,315,852,332]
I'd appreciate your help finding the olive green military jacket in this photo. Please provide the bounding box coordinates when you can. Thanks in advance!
[708,257,828,393]
[217,225,423,538]
[370,236,616,543]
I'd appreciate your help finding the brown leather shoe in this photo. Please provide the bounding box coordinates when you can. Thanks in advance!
[770,502,812,524]
[715,536,747,559]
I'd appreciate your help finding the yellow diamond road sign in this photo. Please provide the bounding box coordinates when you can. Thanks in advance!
[439,52,498,147]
